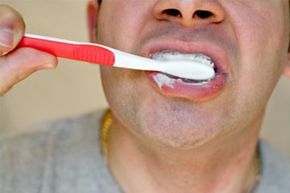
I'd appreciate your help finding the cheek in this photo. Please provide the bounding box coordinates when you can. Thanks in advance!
[100,68,166,140]
[230,2,287,96]
[96,0,154,52]
[216,1,289,126]
[100,67,143,118]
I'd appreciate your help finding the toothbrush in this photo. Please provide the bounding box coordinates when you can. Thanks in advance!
[18,34,215,80]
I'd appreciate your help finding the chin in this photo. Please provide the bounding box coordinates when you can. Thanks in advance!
[129,102,228,150]
[139,124,219,150]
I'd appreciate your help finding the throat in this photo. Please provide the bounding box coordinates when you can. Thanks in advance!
[101,110,261,193]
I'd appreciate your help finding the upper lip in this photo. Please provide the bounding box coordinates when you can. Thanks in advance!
[139,40,230,75]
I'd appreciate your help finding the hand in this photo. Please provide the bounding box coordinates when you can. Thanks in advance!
[0,5,57,96]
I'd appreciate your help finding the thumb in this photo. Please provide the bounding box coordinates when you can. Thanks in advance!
[0,5,25,55]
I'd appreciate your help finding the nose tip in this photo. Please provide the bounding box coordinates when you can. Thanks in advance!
[154,0,225,27]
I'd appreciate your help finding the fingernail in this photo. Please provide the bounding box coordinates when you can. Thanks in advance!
[0,28,14,48]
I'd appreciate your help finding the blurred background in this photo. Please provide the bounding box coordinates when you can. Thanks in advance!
[0,0,289,162]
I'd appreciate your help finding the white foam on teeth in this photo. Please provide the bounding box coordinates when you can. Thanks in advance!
[151,52,215,86]
[152,72,210,89]
[152,52,215,68]
[153,73,175,88]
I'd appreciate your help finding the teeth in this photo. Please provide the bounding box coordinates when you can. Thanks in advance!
[152,52,215,68]
[151,52,215,85]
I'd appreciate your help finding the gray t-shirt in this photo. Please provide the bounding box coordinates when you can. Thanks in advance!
[0,111,289,193]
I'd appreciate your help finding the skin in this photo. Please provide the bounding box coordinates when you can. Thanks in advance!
[92,0,290,148]
[0,5,57,96]
[0,0,290,193]
[88,0,290,193]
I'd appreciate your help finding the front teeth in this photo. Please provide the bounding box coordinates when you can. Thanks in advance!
[152,52,215,68]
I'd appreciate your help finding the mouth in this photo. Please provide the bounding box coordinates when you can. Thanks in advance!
[144,51,228,101]
[152,52,216,83]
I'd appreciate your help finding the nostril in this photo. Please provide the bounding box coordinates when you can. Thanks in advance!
[194,10,213,19]
[162,8,182,17]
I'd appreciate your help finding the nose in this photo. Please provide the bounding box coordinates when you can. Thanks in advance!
[153,0,225,27]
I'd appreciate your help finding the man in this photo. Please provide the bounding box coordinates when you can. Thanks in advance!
[0,0,290,192]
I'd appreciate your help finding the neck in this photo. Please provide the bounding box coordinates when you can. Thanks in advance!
[106,115,261,193]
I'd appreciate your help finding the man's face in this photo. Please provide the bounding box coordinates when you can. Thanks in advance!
[92,0,290,148]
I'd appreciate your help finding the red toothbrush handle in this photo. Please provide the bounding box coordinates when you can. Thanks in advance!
[18,36,115,66]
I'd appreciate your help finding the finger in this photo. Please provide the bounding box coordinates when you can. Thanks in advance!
[0,5,25,55]
[0,47,57,96]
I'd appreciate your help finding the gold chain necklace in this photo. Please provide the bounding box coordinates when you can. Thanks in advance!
[101,109,112,160]
[100,109,260,183]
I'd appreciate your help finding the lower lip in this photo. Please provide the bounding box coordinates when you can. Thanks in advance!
[145,71,227,101]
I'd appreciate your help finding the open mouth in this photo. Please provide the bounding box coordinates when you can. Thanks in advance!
[151,52,219,84]
[146,51,227,100]
[155,71,216,84]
